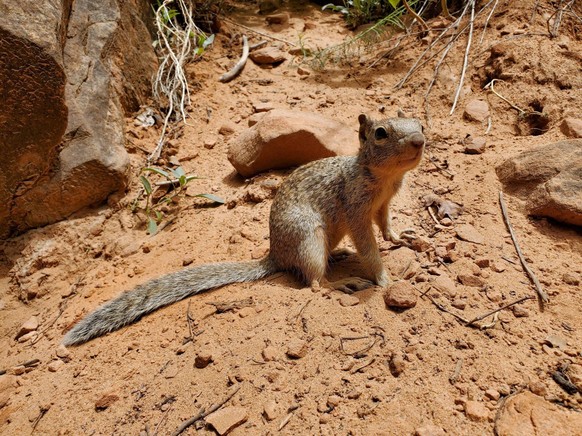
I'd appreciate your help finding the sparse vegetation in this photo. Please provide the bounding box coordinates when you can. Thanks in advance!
[133,166,224,235]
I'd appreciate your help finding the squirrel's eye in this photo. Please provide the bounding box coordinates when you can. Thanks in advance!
[374,126,388,140]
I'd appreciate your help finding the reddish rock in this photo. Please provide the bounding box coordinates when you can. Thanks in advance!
[560,117,582,138]
[457,274,485,288]
[495,392,582,435]
[206,406,248,435]
[415,424,446,436]
[384,282,417,309]
[455,224,484,244]
[464,136,486,154]
[95,393,120,411]
[496,140,582,226]
[16,316,39,339]
[465,400,489,422]
[339,294,360,307]
[250,46,287,65]
[194,350,214,368]
[228,109,358,177]
[463,99,490,122]
[286,338,308,358]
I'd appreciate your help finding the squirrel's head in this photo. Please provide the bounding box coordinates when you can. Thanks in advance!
[357,111,425,173]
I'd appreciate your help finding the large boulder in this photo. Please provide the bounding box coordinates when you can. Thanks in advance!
[228,109,359,177]
[496,140,582,226]
[0,0,157,238]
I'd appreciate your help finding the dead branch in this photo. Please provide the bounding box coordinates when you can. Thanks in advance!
[402,0,429,32]
[222,17,296,47]
[219,35,249,83]
[467,296,535,326]
[450,0,475,115]
[171,384,241,436]
[499,191,549,305]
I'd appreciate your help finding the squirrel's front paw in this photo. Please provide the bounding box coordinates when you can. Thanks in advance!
[387,228,417,245]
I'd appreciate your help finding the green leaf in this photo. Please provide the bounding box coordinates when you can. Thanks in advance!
[171,166,186,178]
[147,218,158,235]
[179,174,187,187]
[388,0,400,8]
[144,167,171,179]
[154,210,163,221]
[185,175,200,182]
[140,175,152,195]
[202,34,215,49]
[195,193,225,204]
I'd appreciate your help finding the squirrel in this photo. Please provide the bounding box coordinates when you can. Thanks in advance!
[62,112,425,346]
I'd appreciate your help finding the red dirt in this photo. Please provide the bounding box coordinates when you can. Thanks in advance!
[1,1,581,435]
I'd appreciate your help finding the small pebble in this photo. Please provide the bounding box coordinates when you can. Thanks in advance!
[263,400,277,421]
[286,338,308,359]
[464,400,489,422]
[194,351,213,368]
[48,360,64,372]
[339,294,360,307]
[389,353,405,377]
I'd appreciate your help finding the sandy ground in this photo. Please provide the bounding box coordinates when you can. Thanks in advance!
[1,1,581,435]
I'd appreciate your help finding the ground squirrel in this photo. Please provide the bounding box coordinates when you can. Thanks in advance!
[62,112,425,346]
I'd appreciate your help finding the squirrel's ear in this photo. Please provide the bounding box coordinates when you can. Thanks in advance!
[397,109,406,118]
[358,114,370,142]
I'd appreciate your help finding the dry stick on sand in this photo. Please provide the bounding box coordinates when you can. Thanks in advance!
[171,384,242,436]
[219,35,249,83]
[499,191,550,305]
[222,17,296,47]
[402,0,429,32]
[449,0,475,115]
[466,296,535,326]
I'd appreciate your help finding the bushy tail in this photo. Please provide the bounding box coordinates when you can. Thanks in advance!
[62,257,278,346]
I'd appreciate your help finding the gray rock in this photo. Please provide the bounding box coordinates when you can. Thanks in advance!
[0,0,156,238]
[228,109,358,177]
[496,140,582,226]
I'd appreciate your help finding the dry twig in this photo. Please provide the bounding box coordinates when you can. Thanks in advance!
[171,384,241,436]
[467,296,535,326]
[222,17,296,46]
[499,191,549,305]
[450,0,475,115]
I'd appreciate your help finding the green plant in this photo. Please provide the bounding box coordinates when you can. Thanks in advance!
[323,0,405,28]
[311,1,418,69]
[134,166,225,235]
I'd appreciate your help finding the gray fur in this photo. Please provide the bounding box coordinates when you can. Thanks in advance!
[62,113,425,346]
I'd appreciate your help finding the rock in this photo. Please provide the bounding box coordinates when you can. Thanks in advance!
[56,344,70,359]
[219,123,237,136]
[252,101,275,113]
[16,316,39,339]
[464,400,489,422]
[495,392,582,436]
[327,395,341,407]
[562,272,580,286]
[560,117,582,138]
[410,237,431,252]
[206,406,248,435]
[17,331,38,343]
[95,393,119,411]
[529,380,547,396]
[475,258,490,268]
[204,138,217,149]
[250,47,287,65]
[464,136,486,154]
[431,275,457,298]
[451,299,466,310]
[457,274,485,288]
[297,66,310,76]
[384,282,417,309]
[0,0,155,238]
[496,140,582,226]
[512,305,529,317]
[463,99,490,122]
[7,366,26,376]
[414,424,446,436]
[47,360,64,372]
[339,294,360,307]
[567,364,582,392]
[544,334,567,349]
[228,109,358,177]
[485,389,500,401]
[263,400,277,421]
[194,350,213,368]
[262,346,278,361]
[247,112,266,127]
[265,13,290,26]
[389,353,405,377]
[386,247,420,279]
[286,338,308,359]
[455,224,484,244]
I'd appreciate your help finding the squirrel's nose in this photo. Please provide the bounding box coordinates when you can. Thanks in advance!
[409,133,425,148]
